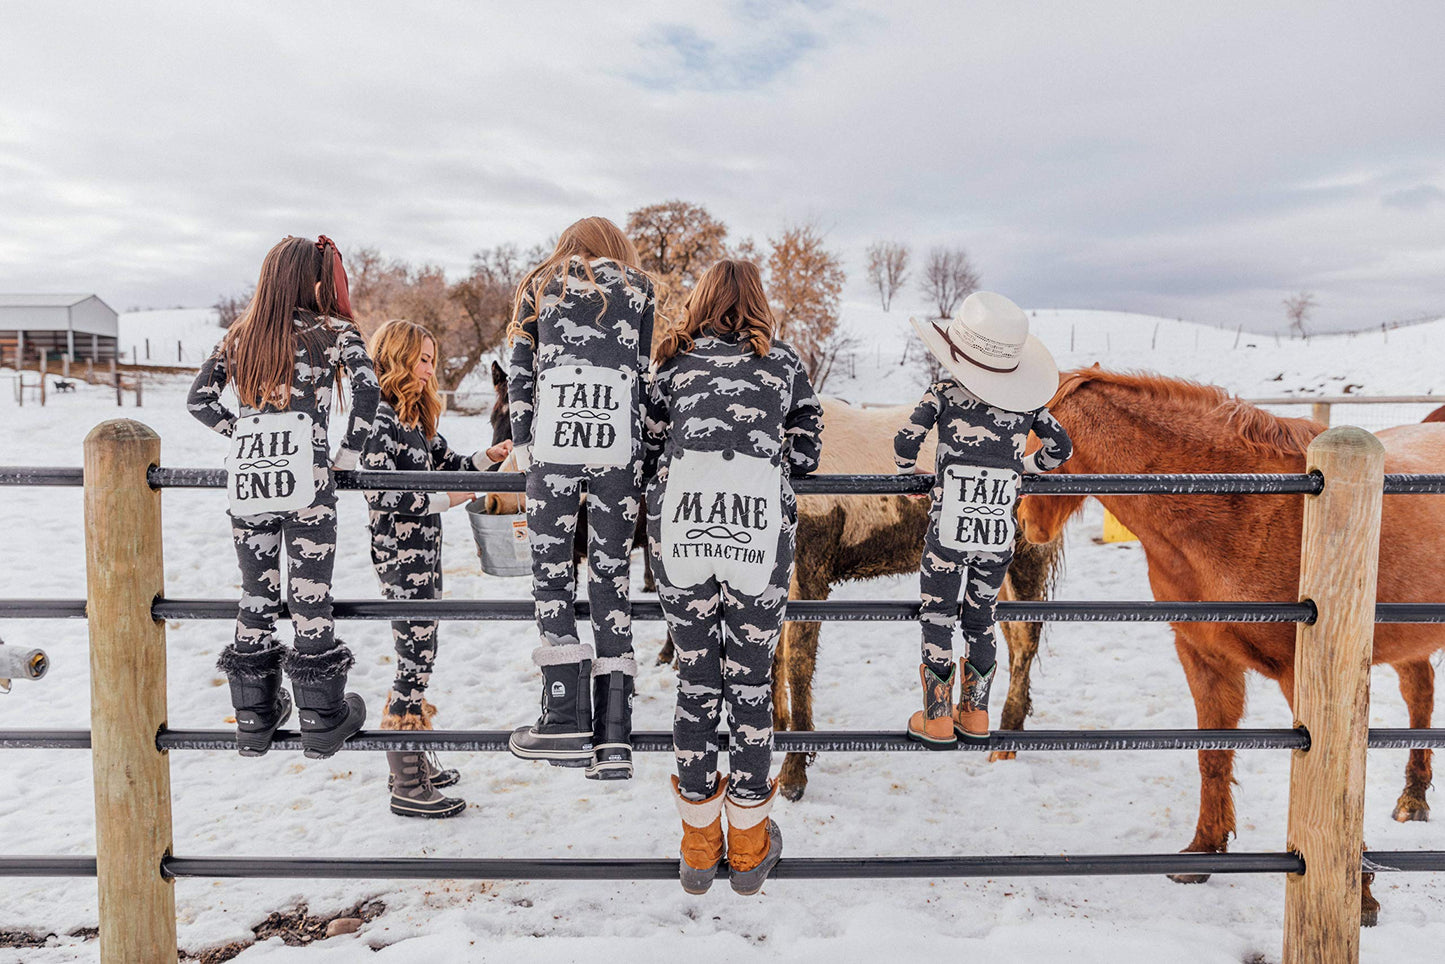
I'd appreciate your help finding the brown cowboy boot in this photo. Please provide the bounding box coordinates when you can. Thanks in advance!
[725,781,782,896]
[906,663,958,749]
[674,774,727,895]
[953,660,996,740]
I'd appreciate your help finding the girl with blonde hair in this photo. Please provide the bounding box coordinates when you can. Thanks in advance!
[506,217,656,780]
[644,259,823,894]
[362,319,511,818]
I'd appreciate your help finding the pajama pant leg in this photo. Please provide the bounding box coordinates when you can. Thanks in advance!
[958,549,1012,674]
[583,467,641,668]
[281,502,339,655]
[717,505,796,802]
[918,510,966,678]
[378,537,442,715]
[526,468,587,655]
[231,512,286,653]
[661,576,725,801]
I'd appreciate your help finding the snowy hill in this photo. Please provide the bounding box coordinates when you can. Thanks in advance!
[116,307,225,367]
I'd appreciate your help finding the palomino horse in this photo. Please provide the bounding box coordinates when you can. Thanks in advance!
[1017,367,1445,926]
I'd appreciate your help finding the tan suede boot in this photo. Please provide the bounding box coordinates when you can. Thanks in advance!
[953,660,996,740]
[674,774,727,895]
[382,692,461,794]
[906,663,958,749]
[725,781,782,896]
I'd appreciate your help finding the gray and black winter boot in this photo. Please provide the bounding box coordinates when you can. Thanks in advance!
[285,644,366,760]
[387,751,466,819]
[586,666,634,781]
[509,650,593,766]
[217,640,292,757]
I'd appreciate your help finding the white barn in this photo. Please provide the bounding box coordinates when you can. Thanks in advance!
[0,294,119,364]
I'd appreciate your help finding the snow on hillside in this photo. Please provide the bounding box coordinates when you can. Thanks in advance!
[3,308,1445,961]
[116,307,225,367]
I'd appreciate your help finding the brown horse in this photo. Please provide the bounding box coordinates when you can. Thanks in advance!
[775,397,1064,798]
[1017,367,1445,926]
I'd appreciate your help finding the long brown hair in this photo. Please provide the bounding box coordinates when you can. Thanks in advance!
[370,319,444,438]
[223,236,350,409]
[654,259,774,365]
[506,217,642,346]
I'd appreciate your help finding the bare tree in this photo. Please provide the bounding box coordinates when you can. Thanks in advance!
[919,246,980,318]
[865,241,911,311]
[1283,291,1316,338]
[765,223,854,390]
[627,200,729,343]
[214,288,253,329]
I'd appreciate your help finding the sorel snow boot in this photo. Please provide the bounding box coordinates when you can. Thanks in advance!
[508,652,593,766]
[382,695,460,793]
[725,781,782,896]
[285,644,366,760]
[217,640,292,757]
[386,750,466,819]
[953,660,996,741]
[906,663,958,749]
[586,667,634,781]
[674,774,727,895]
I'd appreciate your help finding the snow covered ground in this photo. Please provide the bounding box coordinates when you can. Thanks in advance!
[2,309,1444,962]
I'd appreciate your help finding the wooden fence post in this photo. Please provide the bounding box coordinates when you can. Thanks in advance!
[1283,426,1385,964]
[1311,402,1332,426]
[84,419,177,963]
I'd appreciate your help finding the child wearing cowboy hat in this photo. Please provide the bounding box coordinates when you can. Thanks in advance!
[893,291,1072,747]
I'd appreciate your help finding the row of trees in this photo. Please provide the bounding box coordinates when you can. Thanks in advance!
[865,241,981,318]
[216,205,984,393]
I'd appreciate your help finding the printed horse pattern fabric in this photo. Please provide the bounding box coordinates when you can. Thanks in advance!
[644,333,823,802]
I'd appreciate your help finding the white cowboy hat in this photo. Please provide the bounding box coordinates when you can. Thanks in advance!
[910,291,1059,412]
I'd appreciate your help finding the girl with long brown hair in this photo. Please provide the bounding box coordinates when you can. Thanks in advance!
[361,319,511,818]
[505,217,656,779]
[642,259,823,895]
[188,235,379,760]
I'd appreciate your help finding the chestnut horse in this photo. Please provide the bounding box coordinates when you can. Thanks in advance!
[1017,367,1445,926]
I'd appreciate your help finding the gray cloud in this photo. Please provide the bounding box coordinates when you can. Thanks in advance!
[1,0,1443,329]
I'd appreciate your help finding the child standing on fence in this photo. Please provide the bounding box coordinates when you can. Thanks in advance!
[188,235,379,760]
[505,217,656,779]
[644,260,823,895]
[362,319,512,818]
[894,291,1072,748]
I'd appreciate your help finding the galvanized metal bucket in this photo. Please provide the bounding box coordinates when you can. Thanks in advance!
[466,502,531,577]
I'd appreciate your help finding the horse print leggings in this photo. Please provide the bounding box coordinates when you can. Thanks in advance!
[919,493,1010,684]
[230,502,338,655]
[377,537,443,717]
[526,464,641,673]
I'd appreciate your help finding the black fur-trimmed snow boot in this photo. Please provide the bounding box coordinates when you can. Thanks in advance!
[586,660,634,781]
[386,751,466,819]
[508,646,593,766]
[217,640,292,757]
[285,643,366,760]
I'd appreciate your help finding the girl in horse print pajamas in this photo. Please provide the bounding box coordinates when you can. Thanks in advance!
[188,235,379,761]
[895,291,1071,749]
[362,319,513,818]
[505,217,657,780]
[644,260,823,896]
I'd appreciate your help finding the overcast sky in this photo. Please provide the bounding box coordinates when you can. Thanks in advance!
[2,1,1442,331]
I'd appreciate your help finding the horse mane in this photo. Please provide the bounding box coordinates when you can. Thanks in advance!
[1052,367,1323,458]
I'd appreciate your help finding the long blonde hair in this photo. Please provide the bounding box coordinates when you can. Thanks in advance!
[370,319,444,438]
[654,260,774,365]
[506,217,642,346]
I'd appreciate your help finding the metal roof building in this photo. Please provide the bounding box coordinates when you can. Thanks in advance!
[0,294,119,363]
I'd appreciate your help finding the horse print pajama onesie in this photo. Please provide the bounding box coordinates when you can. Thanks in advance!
[893,379,1072,695]
[188,313,379,685]
[644,334,823,802]
[362,401,490,718]
[507,257,656,769]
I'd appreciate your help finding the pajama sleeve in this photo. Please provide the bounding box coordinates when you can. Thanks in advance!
[1022,407,1074,474]
[187,342,237,438]
[429,431,485,472]
[334,324,381,463]
[361,409,445,516]
[783,354,824,476]
[638,280,656,369]
[894,384,942,473]
[641,363,670,479]
[506,290,540,450]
